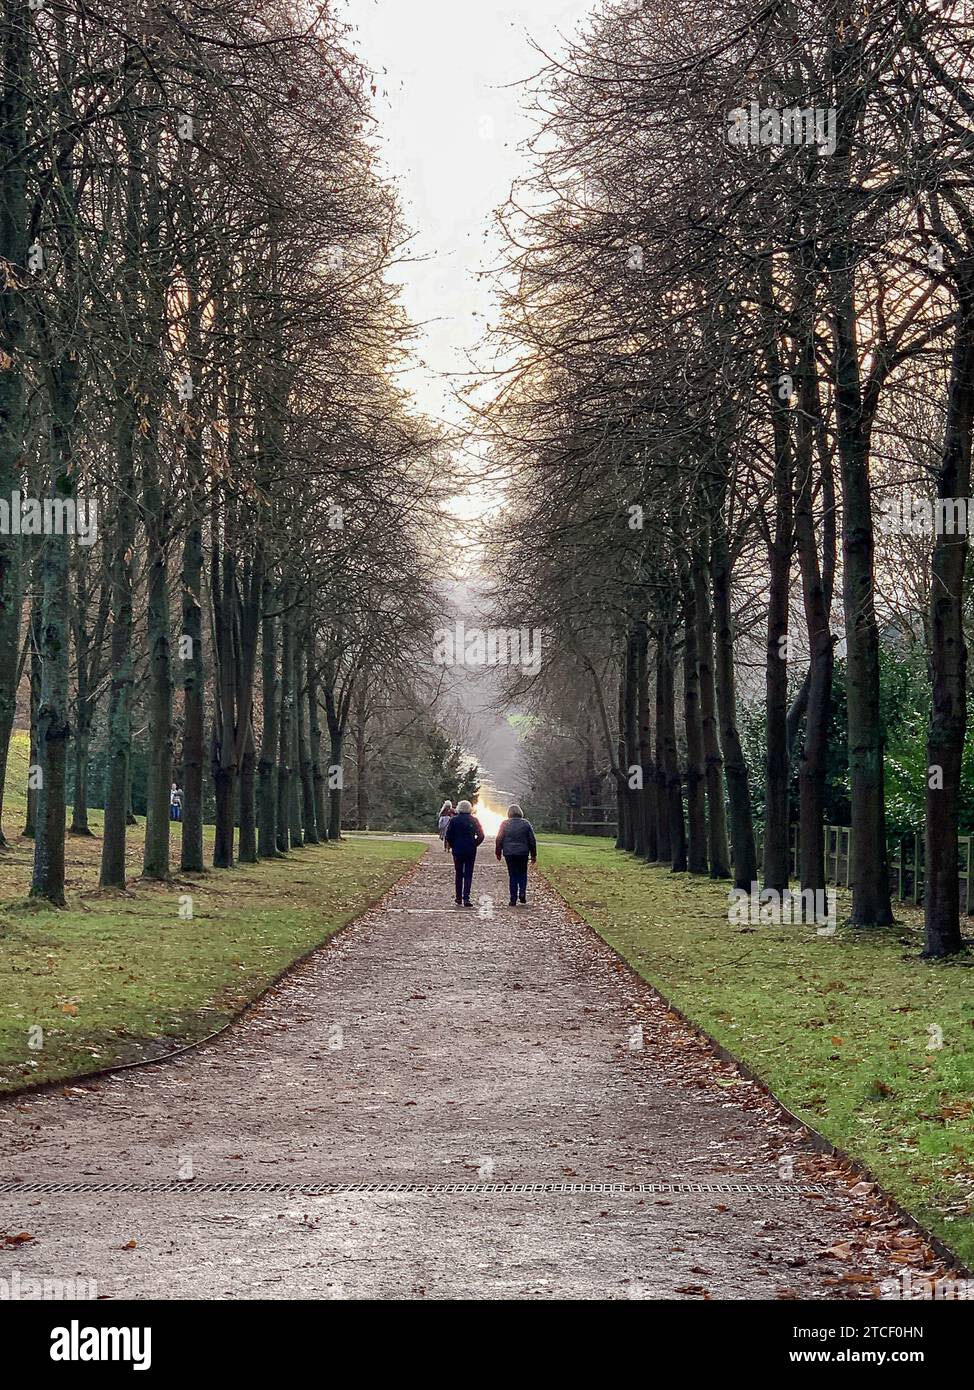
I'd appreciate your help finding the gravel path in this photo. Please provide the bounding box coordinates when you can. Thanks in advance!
[0,841,948,1299]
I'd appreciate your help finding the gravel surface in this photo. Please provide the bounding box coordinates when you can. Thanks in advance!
[0,841,950,1299]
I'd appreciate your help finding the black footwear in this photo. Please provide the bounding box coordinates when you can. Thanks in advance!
[509,899,517,907]
[519,897,526,905]
[455,898,462,906]
[462,901,473,908]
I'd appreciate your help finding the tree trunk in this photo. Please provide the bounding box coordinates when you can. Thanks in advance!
[276,582,294,853]
[760,260,794,896]
[31,366,79,905]
[141,476,173,879]
[0,1,28,849]
[636,620,658,861]
[211,526,237,866]
[615,665,628,850]
[712,506,757,888]
[623,627,642,853]
[355,718,368,830]
[763,532,792,894]
[288,621,305,846]
[794,338,835,902]
[298,637,319,843]
[238,725,258,863]
[234,553,261,864]
[924,288,974,957]
[70,716,92,835]
[658,626,686,871]
[693,543,729,877]
[24,582,41,839]
[179,507,205,873]
[101,113,142,883]
[654,648,671,864]
[130,118,173,881]
[257,581,280,857]
[830,259,892,925]
[212,767,234,869]
[99,432,136,885]
[307,631,327,838]
[127,759,137,825]
[211,510,237,871]
[174,165,207,874]
[327,730,344,841]
[30,544,70,904]
[682,573,708,874]
[354,684,370,831]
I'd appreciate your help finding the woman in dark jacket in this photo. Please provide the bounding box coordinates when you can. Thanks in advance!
[495,804,537,906]
[444,799,485,907]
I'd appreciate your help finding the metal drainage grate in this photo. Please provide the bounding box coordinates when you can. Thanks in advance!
[0,1180,833,1197]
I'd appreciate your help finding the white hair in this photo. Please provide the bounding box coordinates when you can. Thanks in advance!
[457,800,473,814]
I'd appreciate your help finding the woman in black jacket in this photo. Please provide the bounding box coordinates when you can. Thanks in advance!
[494,804,537,906]
[444,799,485,907]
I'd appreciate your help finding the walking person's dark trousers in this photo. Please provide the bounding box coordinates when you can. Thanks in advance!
[453,850,476,904]
[505,852,529,904]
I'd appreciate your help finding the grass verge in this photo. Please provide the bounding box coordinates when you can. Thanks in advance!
[540,836,974,1267]
[0,736,424,1094]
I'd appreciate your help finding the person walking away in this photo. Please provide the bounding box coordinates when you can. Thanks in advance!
[437,800,455,841]
[444,799,484,907]
[170,783,183,823]
[495,804,537,906]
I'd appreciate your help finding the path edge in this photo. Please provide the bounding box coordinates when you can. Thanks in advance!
[0,845,427,1107]
[542,868,972,1279]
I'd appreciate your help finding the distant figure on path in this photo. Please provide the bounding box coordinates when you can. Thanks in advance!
[437,800,456,840]
[444,799,484,907]
[170,783,183,822]
[495,804,537,906]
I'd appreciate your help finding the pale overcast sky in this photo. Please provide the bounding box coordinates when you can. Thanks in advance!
[343,0,594,428]
[340,2,598,794]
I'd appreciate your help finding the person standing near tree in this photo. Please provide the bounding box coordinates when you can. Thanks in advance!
[495,804,537,906]
[444,799,484,907]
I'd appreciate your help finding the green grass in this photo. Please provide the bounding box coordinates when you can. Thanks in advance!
[2,729,31,826]
[540,838,974,1267]
[0,732,423,1093]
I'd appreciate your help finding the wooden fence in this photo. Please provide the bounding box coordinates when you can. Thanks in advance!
[789,825,974,912]
[567,804,616,835]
